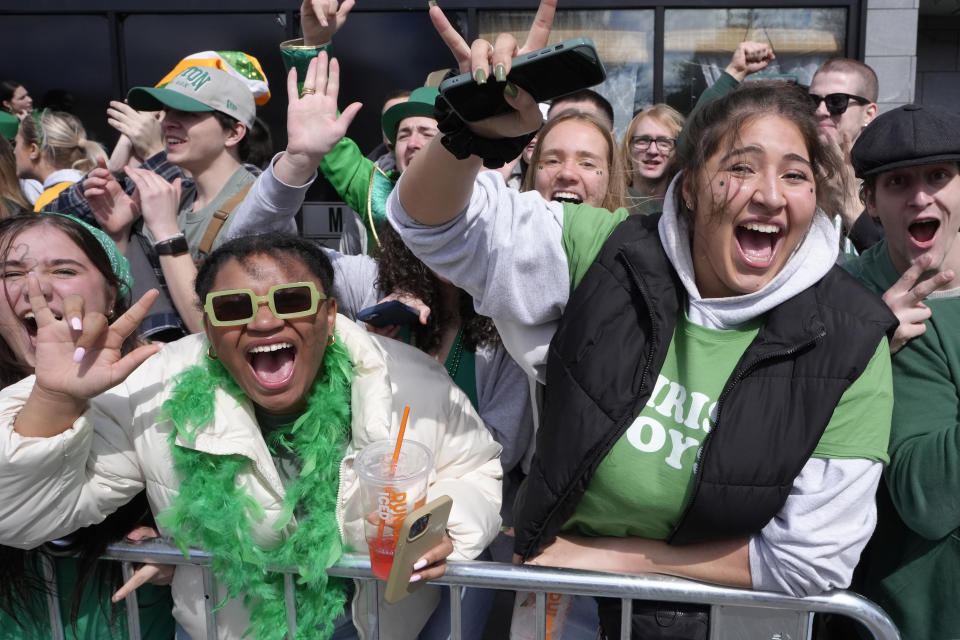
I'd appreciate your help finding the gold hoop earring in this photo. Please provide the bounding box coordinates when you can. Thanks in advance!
[327,334,335,346]
[206,345,218,360]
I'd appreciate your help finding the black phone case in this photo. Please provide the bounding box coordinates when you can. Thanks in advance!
[439,36,606,122]
[356,301,420,327]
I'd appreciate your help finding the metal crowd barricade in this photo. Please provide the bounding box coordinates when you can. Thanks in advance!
[79,539,900,640]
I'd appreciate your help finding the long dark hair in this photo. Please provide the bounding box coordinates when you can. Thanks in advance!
[0,80,21,113]
[376,224,498,354]
[0,492,160,632]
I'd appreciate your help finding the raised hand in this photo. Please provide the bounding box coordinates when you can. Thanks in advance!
[882,253,955,353]
[430,0,556,76]
[428,0,555,138]
[125,166,182,241]
[725,41,776,82]
[84,158,140,246]
[274,51,362,184]
[29,277,160,401]
[106,101,164,162]
[301,0,355,46]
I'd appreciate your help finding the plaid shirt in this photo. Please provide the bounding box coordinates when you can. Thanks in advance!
[41,151,187,224]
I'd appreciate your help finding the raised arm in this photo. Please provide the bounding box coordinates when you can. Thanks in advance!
[272,53,361,187]
[225,52,361,241]
[125,166,202,333]
[398,2,555,226]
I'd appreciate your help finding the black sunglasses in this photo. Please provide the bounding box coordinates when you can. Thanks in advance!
[809,92,870,116]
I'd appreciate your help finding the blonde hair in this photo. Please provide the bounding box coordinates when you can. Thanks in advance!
[18,110,106,174]
[620,104,685,183]
[521,111,627,212]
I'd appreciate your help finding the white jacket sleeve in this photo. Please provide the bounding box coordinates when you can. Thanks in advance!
[0,377,145,549]
[427,385,504,561]
[749,457,881,596]
[223,152,314,241]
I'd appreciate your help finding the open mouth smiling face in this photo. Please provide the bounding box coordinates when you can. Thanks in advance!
[685,114,817,299]
[534,119,610,209]
[204,254,337,415]
[0,225,115,370]
[868,163,960,278]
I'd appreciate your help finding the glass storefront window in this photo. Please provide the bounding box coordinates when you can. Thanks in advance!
[480,6,849,136]
[664,8,847,114]
[480,9,654,140]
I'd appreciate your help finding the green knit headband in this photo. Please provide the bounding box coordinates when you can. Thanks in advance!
[49,212,133,297]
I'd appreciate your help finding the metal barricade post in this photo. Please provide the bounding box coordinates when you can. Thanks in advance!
[95,541,900,640]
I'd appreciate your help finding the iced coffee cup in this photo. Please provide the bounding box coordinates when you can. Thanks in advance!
[355,439,433,580]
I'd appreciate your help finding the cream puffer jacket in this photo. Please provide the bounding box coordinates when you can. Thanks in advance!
[0,317,503,639]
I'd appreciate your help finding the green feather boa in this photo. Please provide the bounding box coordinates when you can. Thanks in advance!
[157,338,354,639]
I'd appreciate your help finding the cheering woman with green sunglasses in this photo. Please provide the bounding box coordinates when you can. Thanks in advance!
[0,230,503,640]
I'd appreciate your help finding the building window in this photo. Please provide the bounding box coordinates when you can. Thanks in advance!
[480,6,848,140]
[664,8,848,114]
[480,9,655,139]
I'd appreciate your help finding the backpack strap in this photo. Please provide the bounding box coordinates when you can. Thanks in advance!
[196,182,253,258]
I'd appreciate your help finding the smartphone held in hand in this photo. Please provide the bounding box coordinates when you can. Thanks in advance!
[384,495,453,603]
[439,37,606,122]
[356,300,420,327]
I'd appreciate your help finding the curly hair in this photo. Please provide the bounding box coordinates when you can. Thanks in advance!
[376,224,499,354]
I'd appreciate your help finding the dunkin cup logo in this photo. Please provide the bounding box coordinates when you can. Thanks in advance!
[377,490,408,529]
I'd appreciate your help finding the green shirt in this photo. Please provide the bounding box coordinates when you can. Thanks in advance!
[560,203,892,539]
[179,166,256,260]
[848,240,960,639]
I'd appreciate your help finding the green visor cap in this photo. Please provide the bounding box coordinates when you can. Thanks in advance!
[382,86,440,145]
[126,86,214,114]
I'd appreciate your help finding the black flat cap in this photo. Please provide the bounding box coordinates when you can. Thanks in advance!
[850,104,960,178]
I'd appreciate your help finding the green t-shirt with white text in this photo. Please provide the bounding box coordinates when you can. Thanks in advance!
[557,202,892,539]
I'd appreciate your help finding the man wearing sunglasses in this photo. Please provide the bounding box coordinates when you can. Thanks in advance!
[808,58,884,255]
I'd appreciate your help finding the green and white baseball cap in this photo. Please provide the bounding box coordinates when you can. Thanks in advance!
[127,66,255,128]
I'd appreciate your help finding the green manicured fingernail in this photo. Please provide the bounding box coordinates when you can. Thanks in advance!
[495,64,506,83]
[475,68,487,85]
[428,0,438,7]
[504,81,519,98]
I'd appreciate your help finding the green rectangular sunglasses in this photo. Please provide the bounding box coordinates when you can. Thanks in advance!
[203,281,326,326]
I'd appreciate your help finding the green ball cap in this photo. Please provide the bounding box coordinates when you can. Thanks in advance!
[381,87,440,145]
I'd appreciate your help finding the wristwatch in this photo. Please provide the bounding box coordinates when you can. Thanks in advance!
[153,233,189,256]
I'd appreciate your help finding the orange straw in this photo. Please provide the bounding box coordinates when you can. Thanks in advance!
[390,406,411,468]
[377,406,411,539]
